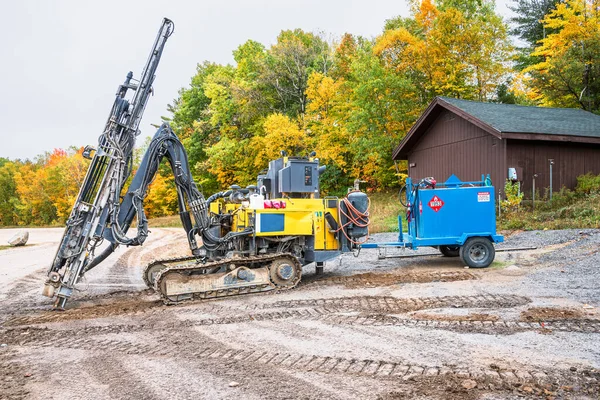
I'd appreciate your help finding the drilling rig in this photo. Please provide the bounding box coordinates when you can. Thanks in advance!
[42,18,370,310]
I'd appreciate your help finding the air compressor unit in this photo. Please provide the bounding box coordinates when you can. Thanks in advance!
[362,174,503,268]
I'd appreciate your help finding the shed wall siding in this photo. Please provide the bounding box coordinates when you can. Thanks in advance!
[506,140,600,196]
[407,110,504,187]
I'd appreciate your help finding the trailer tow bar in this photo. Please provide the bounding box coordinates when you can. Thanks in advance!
[372,246,537,260]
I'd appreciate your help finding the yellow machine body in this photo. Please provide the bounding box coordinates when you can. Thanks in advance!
[209,198,340,252]
[148,155,370,304]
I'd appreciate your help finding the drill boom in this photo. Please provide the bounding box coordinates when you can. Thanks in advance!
[43,19,174,310]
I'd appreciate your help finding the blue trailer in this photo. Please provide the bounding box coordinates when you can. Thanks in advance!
[362,175,504,268]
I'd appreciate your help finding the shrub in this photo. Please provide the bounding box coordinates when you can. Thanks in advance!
[575,173,600,195]
[501,180,523,212]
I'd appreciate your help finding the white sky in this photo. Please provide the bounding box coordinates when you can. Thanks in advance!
[0,0,516,160]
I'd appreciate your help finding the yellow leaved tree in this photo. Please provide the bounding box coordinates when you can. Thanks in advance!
[524,0,600,112]
[374,0,512,101]
[252,113,307,169]
[305,72,351,169]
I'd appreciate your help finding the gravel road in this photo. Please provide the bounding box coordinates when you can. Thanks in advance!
[1,228,599,399]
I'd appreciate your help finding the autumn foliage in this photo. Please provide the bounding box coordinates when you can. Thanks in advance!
[0,149,88,226]
[523,0,600,111]
[0,147,177,226]
[1,0,598,226]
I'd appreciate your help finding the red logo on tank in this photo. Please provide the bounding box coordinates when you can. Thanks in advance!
[428,195,444,212]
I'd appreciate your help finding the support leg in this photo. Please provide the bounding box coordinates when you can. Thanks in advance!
[53,296,68,311]
[315,262,324,275]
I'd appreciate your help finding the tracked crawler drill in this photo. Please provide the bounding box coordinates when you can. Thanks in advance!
[42,18,369,310]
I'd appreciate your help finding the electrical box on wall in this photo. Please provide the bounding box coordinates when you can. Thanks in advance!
[508,167,523,181]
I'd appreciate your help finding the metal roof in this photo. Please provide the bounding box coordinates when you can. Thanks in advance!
[439,97,600,137]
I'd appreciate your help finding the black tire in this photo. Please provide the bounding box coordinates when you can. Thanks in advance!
[439,245,460,257]
[459,237,495,268]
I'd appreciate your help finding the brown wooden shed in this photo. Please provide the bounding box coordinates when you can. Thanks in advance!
[392,97,600,197]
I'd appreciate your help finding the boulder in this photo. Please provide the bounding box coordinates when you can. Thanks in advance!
[8,231,29,247]
[499,264,526,276]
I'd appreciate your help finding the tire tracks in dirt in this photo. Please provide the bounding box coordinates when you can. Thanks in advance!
[3,325,351,400]
[0,353,34,400]
[3,309,600,344]
[3,314,599,348]
[177,313,600,335]
[0,230,178,318]
[100,229,184,289]
[3,327,598,397]
[4,293,599,339]
[255,293,532,312]
[2,294,526,327]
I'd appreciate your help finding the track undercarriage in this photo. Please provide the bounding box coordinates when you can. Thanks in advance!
[143,253,303,304]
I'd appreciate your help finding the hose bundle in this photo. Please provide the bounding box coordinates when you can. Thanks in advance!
[338,191,370,245]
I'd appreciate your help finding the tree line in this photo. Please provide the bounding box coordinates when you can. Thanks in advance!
[1,0,598,226]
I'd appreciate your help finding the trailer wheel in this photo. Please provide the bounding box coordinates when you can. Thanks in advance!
[439,245,460,257]
[460,237,495,268]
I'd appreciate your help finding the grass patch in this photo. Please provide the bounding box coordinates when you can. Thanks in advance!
[368,191,404,234]
[148,215,182,228]
[489,260,510,269]
[498,192,600,231]
[499,174,600,230]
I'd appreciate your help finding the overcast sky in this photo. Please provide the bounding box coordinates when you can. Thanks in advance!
[0,0,516,160]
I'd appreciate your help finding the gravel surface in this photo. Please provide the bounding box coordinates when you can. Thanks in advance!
[523,230,600,306]
[1,227,599,399]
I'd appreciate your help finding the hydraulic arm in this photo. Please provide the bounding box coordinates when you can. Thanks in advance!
[43,18,175,309]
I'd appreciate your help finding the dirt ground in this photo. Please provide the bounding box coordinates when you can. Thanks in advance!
[1,227,599,400]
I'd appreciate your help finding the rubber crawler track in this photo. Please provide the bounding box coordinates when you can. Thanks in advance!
[154,252,302,304]
[3,330,598,394]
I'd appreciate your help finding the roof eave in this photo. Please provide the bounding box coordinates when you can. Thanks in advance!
[503,132,600,144]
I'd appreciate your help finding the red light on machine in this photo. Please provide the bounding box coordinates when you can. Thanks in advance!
[428,195,444,212]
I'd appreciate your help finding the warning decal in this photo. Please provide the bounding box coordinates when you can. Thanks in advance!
[477,192,491,202]
[428,195,444,212]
